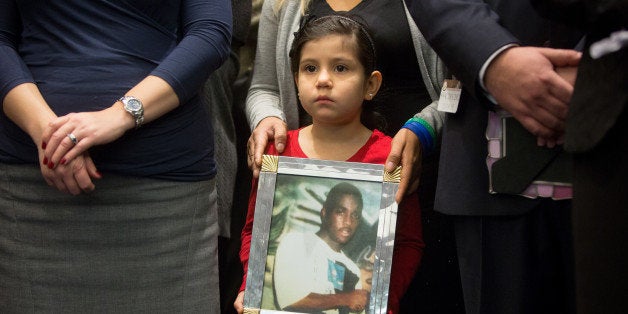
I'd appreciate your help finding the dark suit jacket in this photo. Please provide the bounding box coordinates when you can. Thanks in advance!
[532,0,627,152]
[565,35,627,153]
[404,0,582,216]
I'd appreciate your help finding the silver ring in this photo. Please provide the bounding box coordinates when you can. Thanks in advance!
[67,133,78,144]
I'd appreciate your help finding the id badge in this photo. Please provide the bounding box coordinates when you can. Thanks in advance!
[437,78,462,113]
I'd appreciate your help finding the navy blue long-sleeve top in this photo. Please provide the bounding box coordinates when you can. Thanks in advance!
[0,0,232,181]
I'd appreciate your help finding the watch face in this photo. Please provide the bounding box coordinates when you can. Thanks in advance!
[126,99,142,111]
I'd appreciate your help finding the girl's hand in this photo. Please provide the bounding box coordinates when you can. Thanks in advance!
[234,291,245,314]
[41,105,133,169]
[39,149,102,195]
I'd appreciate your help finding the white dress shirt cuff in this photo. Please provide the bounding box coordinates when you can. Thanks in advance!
[479,44,518,104]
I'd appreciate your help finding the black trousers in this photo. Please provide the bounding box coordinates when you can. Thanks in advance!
[572,108,627,314]
[455,200,574,314]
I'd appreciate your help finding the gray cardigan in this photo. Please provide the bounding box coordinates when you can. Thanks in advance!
[246,0,447,141]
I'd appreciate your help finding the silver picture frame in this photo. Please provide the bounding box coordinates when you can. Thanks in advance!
[243,155,402,314]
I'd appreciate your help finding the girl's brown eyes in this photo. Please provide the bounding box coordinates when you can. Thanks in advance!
[301,64,349,73]
[335,65,348,72]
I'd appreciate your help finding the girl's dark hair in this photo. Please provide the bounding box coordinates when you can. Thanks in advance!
[289,14,376,75]
[289,14,385,131]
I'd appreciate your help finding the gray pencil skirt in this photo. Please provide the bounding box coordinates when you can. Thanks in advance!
[0,163,219,313]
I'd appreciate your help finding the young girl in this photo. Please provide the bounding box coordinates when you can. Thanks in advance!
[235,15,424,314]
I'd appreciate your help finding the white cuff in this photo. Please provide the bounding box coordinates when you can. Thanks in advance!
[479,44,518,91]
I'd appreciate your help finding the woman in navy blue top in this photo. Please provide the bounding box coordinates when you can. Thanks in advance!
[0,0,231,312]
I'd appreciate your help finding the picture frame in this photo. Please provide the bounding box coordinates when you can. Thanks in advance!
[243,155,402,314]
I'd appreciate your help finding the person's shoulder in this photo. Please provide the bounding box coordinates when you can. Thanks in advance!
[338,250,361,272]
[277,232,304,250]
[371,129,392,145]
[346,129,392,164]
[265,129,300,156]
[276,128,310,158]
[279,232,319,251]
[283,129,299,148]
[282,231,301,241]
[361,129,392,163]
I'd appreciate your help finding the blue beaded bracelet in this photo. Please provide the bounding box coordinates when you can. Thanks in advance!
[402,120,434,153]
[406,117,435,139]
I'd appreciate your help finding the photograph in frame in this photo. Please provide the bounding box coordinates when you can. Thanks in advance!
[243,155,401,314]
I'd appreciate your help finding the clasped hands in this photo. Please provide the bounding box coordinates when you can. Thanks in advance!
[484,46,581,147]
[39,105,131,195]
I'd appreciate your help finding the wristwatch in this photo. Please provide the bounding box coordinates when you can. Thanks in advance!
[119,96,144,129]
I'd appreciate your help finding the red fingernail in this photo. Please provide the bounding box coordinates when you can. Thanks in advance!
[96,171,103,177]
[47,161,54,169]
[43,157,48,165]
[60,158,66,165]
[42,141,47,149]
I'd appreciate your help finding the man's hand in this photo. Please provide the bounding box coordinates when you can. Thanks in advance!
[287,289,369,313]
[247,116,287,178]
[385,128,422,203]
[485,46,581,146]
[555,65,578,86]
[345,289,369,312]
[537,65,579,146]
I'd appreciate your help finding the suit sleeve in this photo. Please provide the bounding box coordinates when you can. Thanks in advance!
[404,0,519,99]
